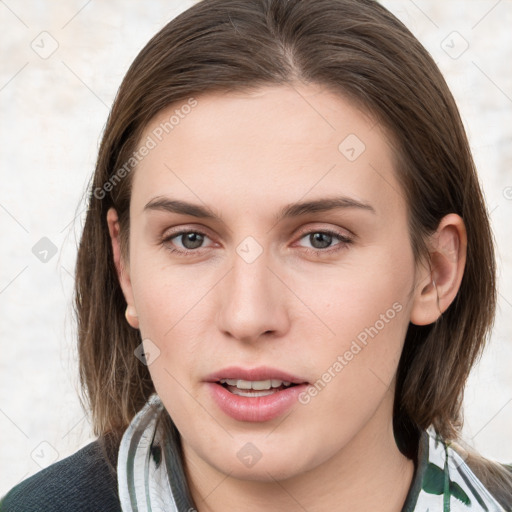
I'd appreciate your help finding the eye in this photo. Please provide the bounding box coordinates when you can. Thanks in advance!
[296,228,353,255]
[162,229,213,256]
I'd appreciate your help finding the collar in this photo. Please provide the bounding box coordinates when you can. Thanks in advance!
[117,394,505,511]
[402,426,505,511]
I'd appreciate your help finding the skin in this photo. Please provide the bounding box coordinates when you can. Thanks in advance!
[107,83,467,512]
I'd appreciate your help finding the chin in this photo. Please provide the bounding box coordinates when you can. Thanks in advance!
[191,430,335,483]
[211,452,313,482]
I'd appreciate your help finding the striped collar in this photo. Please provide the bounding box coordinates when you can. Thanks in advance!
[117,394,506,511]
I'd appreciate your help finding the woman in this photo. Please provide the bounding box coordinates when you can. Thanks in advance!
[2,0,511,510]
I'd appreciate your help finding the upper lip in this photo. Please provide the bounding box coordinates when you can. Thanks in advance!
[204,366,309,384]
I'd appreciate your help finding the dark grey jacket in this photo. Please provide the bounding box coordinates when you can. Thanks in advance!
[0,438,121,512]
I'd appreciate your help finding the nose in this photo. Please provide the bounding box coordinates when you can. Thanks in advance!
[216,248,290,343]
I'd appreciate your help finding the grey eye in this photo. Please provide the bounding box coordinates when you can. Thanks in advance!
[177,232,205,250]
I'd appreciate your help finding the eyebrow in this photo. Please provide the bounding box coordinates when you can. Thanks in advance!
[143,195,376,223]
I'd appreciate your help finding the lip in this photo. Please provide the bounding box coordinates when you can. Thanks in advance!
[204,366,309,422]
[204,366,308,385]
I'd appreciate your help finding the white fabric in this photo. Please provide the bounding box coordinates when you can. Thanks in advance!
[117,394,178,512]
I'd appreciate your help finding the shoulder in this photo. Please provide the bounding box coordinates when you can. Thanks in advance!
[440,433,512,511]
[463,455,512,511]
[0,437,122,512]
[406,429,512,511]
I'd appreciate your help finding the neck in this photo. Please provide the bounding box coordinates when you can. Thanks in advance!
[182,390,415,512]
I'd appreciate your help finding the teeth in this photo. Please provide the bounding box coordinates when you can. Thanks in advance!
[251,380,271,390]
[231,388,276,397]
[238,379,255,390]
[219,378,292,390]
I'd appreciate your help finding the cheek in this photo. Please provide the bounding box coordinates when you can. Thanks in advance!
[131,253,204,334]
[129,256,218,387]
[300,244,413,340]
[295,248,414,403]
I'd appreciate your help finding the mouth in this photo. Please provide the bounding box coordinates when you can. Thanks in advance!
[218,378,298,397]
[205,367,309,422]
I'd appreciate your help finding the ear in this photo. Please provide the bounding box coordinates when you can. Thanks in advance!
[410,213,467,326]
[107,207,139,329]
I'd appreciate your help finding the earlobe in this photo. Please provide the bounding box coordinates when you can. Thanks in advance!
[125,305,139,329]
[410,214,467,326]
[107,207,139,329]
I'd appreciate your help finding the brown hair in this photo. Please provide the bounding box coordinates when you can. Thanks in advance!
[74,0,511,502]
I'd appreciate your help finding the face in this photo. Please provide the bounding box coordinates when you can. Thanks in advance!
[114,83,425,482]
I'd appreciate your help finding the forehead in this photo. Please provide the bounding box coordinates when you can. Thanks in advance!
[131,83,404,221]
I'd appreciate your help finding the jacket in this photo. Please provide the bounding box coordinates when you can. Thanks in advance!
[0,437,121,512]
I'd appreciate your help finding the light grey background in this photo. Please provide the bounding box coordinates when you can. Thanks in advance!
[0,0,511,496]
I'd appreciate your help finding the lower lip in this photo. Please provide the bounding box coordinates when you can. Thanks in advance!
[207,382,308,422]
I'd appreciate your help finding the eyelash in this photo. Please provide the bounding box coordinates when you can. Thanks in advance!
[161,228,353,257]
